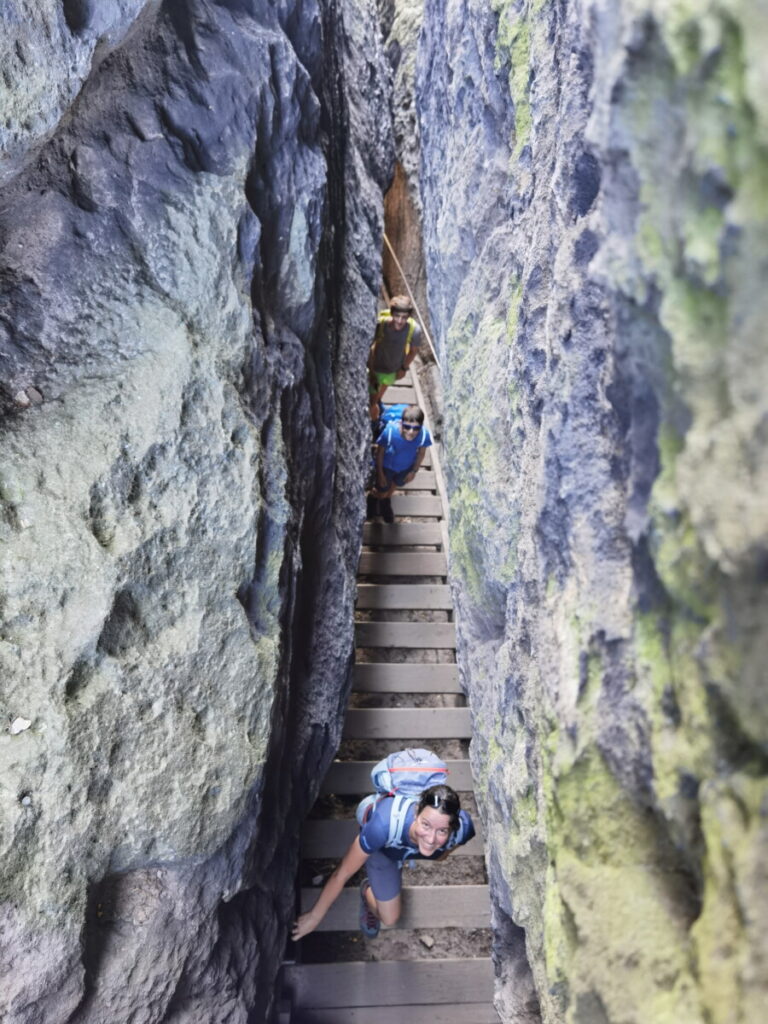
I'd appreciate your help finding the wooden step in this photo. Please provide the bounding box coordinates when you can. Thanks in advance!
[276,999,291,1023]
[355,622,456,648]
[381,385,416,403]
[401,470,436,490]
[290,1002,499,1023]
[357,552,447,577]
[355,584,452,610]
[390,494,442,517]
[299,887,491,932]
[302,819,484,858]
[363,522,442,547]
[353,663,461,693]
[342,707,471,740]
[284,959,494,1014]
[320,759,474,794]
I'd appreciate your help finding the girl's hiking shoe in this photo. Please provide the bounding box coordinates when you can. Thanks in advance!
[359,881,380,938]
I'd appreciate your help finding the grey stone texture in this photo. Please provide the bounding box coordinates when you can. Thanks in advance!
[0,1,391,1021]
[417,1,768,1022]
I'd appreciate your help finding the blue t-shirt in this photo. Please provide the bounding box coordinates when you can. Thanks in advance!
[358,797,475,864]
[375,422,432,474]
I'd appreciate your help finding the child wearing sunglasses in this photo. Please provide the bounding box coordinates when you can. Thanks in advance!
[368,404,432,523]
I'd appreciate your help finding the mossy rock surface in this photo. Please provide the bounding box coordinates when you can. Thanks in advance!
[417,0,768,1020]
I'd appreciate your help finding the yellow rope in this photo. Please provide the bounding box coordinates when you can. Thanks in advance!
[383,232,441,370]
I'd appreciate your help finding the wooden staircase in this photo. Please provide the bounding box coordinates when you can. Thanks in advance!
[282,374,498,1023]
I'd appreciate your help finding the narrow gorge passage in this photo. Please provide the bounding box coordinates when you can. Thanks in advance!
[284,366,499,1022]
[2,3,766,1022]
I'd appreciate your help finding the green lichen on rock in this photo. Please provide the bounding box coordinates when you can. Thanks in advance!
[445,275,523,604]
[692,775,768,1024]
[621,3,768,580]
[491,0,534,157]
[543,751,705,1022]
[419,0,768,1019]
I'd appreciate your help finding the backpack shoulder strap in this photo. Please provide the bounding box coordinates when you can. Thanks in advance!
[404,317,416,357]
[371,312,389,354]
[386,794,415,849]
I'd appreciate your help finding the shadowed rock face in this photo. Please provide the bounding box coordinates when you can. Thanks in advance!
[416,1,768,1022]
[0,1,391,1021]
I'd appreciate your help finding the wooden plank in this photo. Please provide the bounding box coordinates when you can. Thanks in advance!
[355,584,452,610]
[277,1000,291,1024]
[342,707,471,739]
[353,663,461,693]
[362,522,442,546]
[357,552,447,577]
[355,622,456,648]
[401,470,436,490]
[298,887,491,933]
[320,759,474,794]
[390,494,443,517]
[295,1003,500,1023]
[302,819,484,858]
[285,959,493,1010]
[381,385,416,403]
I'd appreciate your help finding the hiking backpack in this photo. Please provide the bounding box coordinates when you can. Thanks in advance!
[355,748,469,855]
[378,402,410,428]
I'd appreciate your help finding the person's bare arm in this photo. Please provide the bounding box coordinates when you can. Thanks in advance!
[399,342,419,377]
[404,445,427,483]
[292,836,369,940]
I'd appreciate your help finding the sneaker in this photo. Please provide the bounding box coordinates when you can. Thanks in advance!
[359,881,380,938]
[366,495,379,520]
[380,498,394,524]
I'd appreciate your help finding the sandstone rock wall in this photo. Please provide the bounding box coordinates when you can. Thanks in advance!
[0,1,391,1021]
[417,2,768,1021]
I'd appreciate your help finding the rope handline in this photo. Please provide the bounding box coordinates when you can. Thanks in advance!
[382,232,441,370]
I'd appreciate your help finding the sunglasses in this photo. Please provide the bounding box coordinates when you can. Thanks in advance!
[390,309,411,317]
[401,422,421,432]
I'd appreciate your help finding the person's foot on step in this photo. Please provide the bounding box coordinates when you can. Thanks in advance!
[359,880,380,939]
[366,494,380,520]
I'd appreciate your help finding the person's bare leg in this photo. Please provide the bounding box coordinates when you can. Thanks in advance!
[369,385,386,421]
[364,887,401,927]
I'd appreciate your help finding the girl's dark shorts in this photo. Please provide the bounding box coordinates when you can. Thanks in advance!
[365,850,403,901]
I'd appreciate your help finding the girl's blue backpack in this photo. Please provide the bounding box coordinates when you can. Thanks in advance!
[378,402,410,429]
[356,748,464,855]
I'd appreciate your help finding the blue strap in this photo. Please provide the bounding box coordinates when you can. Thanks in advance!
[387,794,414,850]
